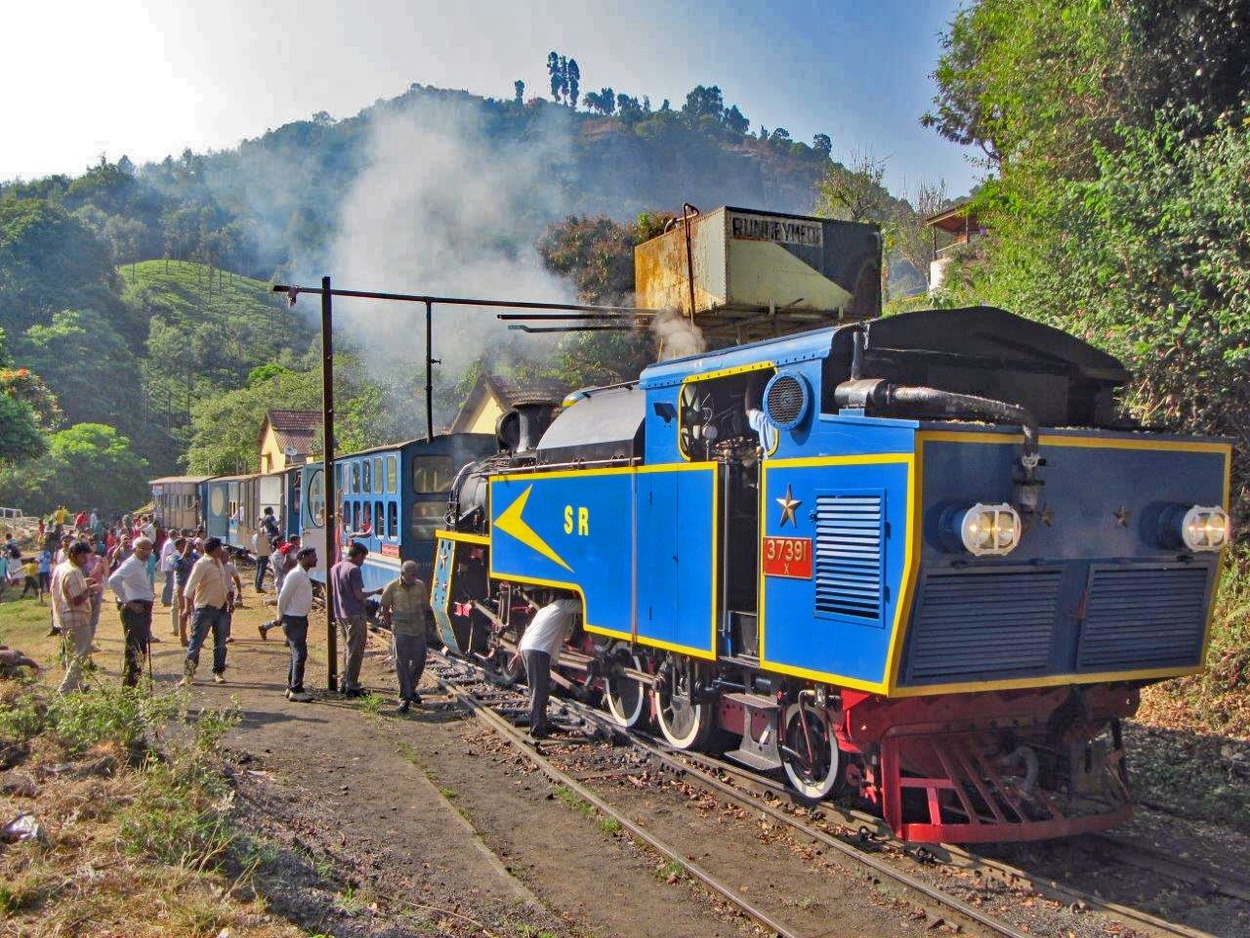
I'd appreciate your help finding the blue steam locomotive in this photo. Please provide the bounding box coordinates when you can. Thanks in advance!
[432,304,1230,843]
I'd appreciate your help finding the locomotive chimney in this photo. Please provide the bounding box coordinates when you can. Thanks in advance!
[497,397,558,454]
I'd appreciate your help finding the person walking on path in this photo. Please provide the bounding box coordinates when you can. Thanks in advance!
[53,542,94,693]
[180,537,230,687]
[276,545,318,702]
[379,560,432,713]
[82,539,109,649]
[170,537,197,644]
[36,546,51,599]
[158,534,178,606]
[330,541,380,696]
[108,537,156,687]
[222,554,243,643]
[252,523,272,594]
[515,597,580,739]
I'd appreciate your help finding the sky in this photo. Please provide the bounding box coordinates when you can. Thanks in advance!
[5,0,980,198]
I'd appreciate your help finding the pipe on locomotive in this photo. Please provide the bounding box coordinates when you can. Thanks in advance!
[843,325,1040,464]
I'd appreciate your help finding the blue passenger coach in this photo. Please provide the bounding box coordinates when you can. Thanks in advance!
[299,434,496,590]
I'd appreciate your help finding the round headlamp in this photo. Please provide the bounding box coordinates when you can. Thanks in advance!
[1178,505,1230,552]
[957,503,1022,557]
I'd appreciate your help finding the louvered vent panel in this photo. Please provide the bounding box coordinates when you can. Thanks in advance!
[1076,566,1210,671]
[904,569,1061,684]
[814,495,883,621]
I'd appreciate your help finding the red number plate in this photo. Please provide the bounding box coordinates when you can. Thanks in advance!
[762,536,812,579]
[380,543,401,557]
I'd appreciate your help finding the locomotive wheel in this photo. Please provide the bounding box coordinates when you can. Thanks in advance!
[604,649,648,729]
[654,658,714,750]
[780,703,840,801]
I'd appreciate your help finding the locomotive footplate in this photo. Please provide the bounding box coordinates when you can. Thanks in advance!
[721,692,783,772]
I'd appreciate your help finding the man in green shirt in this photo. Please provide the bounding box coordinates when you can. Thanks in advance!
[379,560,432,713]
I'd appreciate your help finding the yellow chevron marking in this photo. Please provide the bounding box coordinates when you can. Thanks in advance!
[494,484,573,572]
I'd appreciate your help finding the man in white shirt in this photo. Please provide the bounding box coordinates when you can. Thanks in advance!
[108,537,156,687]
[515,596,580,739]
[158,534,179,607]
[276,546,318,702]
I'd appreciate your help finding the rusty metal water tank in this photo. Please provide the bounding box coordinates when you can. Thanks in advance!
[635,206,882,343]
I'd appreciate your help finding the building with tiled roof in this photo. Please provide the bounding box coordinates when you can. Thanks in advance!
[258,409,319,472]
[449,375,570,435]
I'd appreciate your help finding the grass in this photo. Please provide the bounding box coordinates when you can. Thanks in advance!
[0,598,303,937]
[553,784,595,818]
[655,859,687,883]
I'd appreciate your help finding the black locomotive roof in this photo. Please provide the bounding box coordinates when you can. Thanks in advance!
[840,306,1128,385]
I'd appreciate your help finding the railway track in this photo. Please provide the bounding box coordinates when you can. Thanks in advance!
[426,652,1250,938]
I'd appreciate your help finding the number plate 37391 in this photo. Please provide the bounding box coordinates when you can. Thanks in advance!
[762,536,812,579]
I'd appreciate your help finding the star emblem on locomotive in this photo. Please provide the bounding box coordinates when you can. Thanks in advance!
[775,484,801,528]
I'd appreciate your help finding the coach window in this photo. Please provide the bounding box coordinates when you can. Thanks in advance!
[374,500,385,537]
[412,455,455,492]
[307,469,326,526]
[408,502,445,542]
[387,501,398,537]
[373,458,383,494]
[334,464,343,494]
[386,456,397,493]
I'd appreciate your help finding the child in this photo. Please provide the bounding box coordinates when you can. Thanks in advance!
[36,546,52,593]
[19,556,41,601]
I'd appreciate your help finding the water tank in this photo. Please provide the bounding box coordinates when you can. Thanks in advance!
[635,206,881,343]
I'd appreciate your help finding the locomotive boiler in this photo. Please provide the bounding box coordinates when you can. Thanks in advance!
[430,209,1231,843]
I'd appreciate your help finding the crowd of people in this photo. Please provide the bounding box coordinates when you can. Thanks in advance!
[4,506,456,723]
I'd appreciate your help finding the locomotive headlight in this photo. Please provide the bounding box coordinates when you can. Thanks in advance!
[1179,505,1230,552]
[958,503,1022,556]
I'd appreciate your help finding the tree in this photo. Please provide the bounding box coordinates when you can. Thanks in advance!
[566,59,580,109]
[20,309,142,430]
[682,85,724,123]
[536,215,637,304]
[547,51,562,102]
[812,133,833,156]
[0,423,149,515]
[514,79,525,106]
[0,199,118,334]
[584,88,616,115]
[616,94,645,121]
[770,127,791,143]
[923,0,1250,181]
[815,153,891,223]
[724,105,750,135]
[0,392,44,468]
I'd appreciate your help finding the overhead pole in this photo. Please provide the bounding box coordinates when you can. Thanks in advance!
[320,276,338,691]
[425,300,436,443]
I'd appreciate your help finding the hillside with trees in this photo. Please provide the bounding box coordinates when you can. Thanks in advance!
[2,63,939,514]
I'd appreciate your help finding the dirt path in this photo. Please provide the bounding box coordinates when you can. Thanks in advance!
[77,594,938,937]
